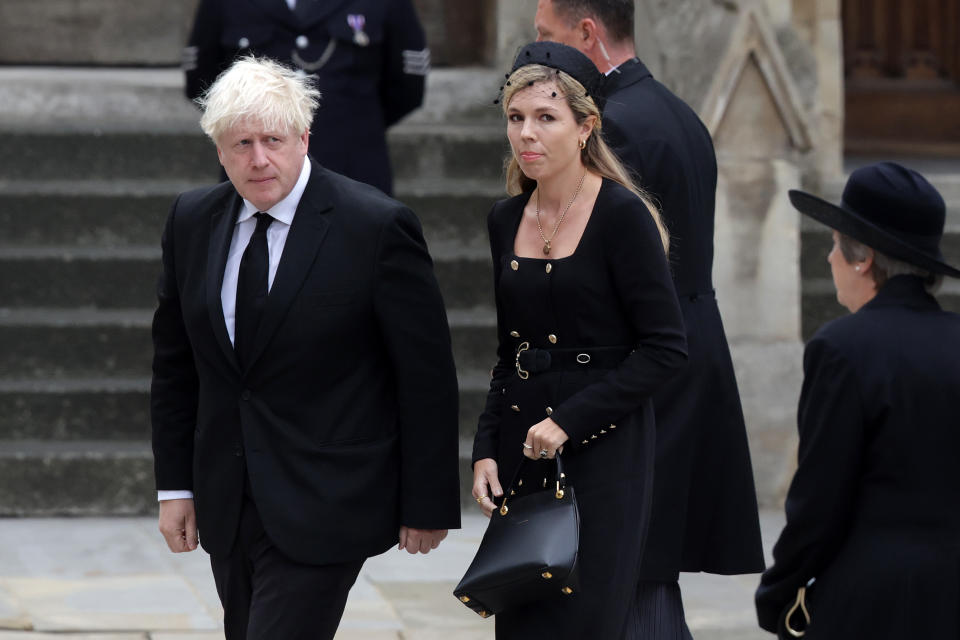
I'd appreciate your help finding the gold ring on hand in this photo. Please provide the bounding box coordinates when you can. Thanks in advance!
[476,495,487,504]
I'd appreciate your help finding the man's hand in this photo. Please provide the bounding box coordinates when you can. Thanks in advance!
[158,498,199,553]
[398,527,448,554]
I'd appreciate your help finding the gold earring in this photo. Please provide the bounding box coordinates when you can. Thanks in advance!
[579,139,586,150]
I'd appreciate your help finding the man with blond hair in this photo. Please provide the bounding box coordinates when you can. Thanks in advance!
[151,56,460,639]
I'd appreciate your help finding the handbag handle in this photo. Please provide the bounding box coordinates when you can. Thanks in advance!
[784,586,809,637]
[498,452,568,516]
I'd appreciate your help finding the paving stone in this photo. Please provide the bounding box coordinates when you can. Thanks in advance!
[338,576,402,633]
[0,635,145,639]
[0,583,30,630]
[0,576,218,632]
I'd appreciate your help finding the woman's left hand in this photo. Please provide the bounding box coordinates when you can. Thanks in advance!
[523,418,569,460]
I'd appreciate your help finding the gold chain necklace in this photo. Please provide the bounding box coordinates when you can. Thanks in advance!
[535,171,586,255]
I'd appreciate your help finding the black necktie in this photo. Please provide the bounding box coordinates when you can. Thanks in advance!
[235,212,274,368]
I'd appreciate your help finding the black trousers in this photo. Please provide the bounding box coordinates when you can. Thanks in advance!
[209,497,364,639]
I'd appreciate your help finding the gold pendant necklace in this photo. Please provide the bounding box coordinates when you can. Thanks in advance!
[536,171,586,255]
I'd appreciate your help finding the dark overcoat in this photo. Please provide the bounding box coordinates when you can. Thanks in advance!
[602,58,765,580]
[183,0,428,194]
[151,158,460,565]
[473,180,688,638]
[756,276,960,638]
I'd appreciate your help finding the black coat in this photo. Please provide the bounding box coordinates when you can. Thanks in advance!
[151,158,460,564]
[183,0,428,194]
[603,58,765,580]
[756,276,960,638]
[473,180,688,638]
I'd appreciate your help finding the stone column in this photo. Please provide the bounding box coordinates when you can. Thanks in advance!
[496,0,539,67]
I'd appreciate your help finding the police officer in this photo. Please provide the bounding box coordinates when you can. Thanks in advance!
[183,0,430,195]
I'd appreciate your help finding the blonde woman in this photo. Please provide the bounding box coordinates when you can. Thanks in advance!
[471,42,687,639]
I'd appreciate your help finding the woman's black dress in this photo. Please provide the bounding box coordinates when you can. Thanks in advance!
[473,179,688,639]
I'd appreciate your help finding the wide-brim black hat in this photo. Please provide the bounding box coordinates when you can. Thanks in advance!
[789,161,960,278]
[507,41,606,111]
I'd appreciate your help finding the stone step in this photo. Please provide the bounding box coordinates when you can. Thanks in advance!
[0,440,155,516]
[0,375,492,443]
[0,67,503,132]
[0,178,504,251]
[0,125,506,183]
[0,245,492,310]
[389,123,508,183]
[0,308,496,380]
[0,378,150,441]
[0,438,482,517]
[801,278,960,340]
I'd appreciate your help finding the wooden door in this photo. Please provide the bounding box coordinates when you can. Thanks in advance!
[843,0,960,154]
[413,0,496,66]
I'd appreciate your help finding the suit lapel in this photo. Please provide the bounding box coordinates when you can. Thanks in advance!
[206,191,242,372]
[244,160,334,372]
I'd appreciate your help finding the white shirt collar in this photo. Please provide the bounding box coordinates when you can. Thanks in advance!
[236,157,312,226]
[605,63,623,76]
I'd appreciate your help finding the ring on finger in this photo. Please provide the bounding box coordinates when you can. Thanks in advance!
[475,495,487,504]
[522,443,533,449]
[539,448,548,458]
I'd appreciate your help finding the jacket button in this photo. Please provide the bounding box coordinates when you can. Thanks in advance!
[545,407,553,416]
[510,260,519,271]
[241,390,251,401]
[296,35,309,49]
[511,404,520,412]
[581,440,589,445]
[548,334,557,344]
[545,263,552,274]
[510,330,520,338]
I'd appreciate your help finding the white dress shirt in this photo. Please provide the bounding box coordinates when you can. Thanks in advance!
[158,158,312,502]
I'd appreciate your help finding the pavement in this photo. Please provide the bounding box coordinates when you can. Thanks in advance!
[0,510,785,639]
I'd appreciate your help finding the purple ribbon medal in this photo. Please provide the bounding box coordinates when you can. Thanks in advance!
[347,14,369,46]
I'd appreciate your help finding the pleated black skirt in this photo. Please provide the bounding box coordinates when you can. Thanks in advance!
[624,581,693,640]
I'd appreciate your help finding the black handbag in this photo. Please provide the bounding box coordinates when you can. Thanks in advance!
[453,452,581,618]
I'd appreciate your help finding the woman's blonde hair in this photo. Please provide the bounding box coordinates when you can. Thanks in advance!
[502,64,669,253]
[198,55,321,144]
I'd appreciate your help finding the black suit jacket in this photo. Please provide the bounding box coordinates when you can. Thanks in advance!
[756,276,960,637]
[151,158,460,564]
[183,0,427,194]
[602,58,764,579]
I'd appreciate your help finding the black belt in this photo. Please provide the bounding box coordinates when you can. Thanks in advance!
[514,343,632,379]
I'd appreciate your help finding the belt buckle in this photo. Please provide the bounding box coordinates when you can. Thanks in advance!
[515,341,530,380]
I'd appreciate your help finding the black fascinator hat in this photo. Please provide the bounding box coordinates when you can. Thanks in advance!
[788,162,959,277]
[504,41,607,111]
